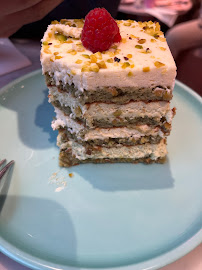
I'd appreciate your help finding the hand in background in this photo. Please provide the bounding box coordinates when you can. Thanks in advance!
[0,0,64,37]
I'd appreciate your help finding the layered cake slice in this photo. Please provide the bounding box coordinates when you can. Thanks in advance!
[40,8,176,167]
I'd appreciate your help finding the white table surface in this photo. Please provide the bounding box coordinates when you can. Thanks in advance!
[0,39,201,270]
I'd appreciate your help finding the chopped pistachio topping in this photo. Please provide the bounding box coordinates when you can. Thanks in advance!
[54,33,67,42]
[54,52,59,55]
[124,22,131,26]
[67,49,77,55]
[107,58,113,63]
[160,47,166,51]
[90,64,99,72]
[44,48,51,54]
[75,106,82,116]
[113,110,122,117]
[94,52,102,59]
[122,62,130,69]
[76,20,84,28]
[130,64,135,68]
[153,33,159,39]
[135,45,143,49]
[143,67,150,72]
[127,54,132,58]
[97,61,107,69]
[81,54,90,59]
[51,20,59,24]
[114,49,121,55]
[48,33,52,38]
[159,37,166,42]
[111,45,117,49]
[75,44,85,52]
[164,122,171,129]
[145,28,154,36]
[127,72,133,77]
[54,45,60,48]
[42,41,49,45]
[75,59,82,64]
[66,39,73,43]
[71,70,76,75]
[121,38,127,43]
[107,51,115,57]
[130,34,137,39]
[138,39,146,44]
[155,22,161,31]
[81,65,90,72]
[55,55,62,59]
[90,54,97,63]
[84,60,91,65]
[60,19,70,25]
[154,61,165,68]
[151,39,157,43]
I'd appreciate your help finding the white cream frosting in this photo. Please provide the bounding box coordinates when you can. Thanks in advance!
[41,21,176,92]
[58,137,167,160]
[85,126,164,140]
[52,107,83,136]
[52,108,165,141]
[83,100,174,127]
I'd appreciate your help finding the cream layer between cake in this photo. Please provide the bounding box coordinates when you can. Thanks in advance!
[52,107,167,141]
[49,87,174,128]
[57,134,167,161]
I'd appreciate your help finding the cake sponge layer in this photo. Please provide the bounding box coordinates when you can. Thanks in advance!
[46,74,173,103]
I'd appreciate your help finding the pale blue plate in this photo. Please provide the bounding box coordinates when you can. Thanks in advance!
[0,70,201,270]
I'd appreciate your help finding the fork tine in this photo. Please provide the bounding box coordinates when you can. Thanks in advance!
[0,159,6,167]
[0,160,14,179]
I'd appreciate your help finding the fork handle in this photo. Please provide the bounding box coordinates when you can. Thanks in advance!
[0,160,14,179]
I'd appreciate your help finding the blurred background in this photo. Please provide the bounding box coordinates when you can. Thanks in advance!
[0,0,202,94]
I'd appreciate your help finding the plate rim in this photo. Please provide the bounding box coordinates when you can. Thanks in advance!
[0,69,202,270]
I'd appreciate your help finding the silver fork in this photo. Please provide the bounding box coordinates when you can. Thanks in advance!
[0,159,14,179]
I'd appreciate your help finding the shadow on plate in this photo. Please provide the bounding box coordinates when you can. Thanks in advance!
[34,88,57,145]
[0,195,78,267]
[0,73,57,149]
[72,158,175,191]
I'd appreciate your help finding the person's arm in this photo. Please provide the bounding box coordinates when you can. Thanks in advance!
[0,0,63,37]
[166,19,202,59]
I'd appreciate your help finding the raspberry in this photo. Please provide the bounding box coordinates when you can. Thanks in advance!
[81,8,121,53]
